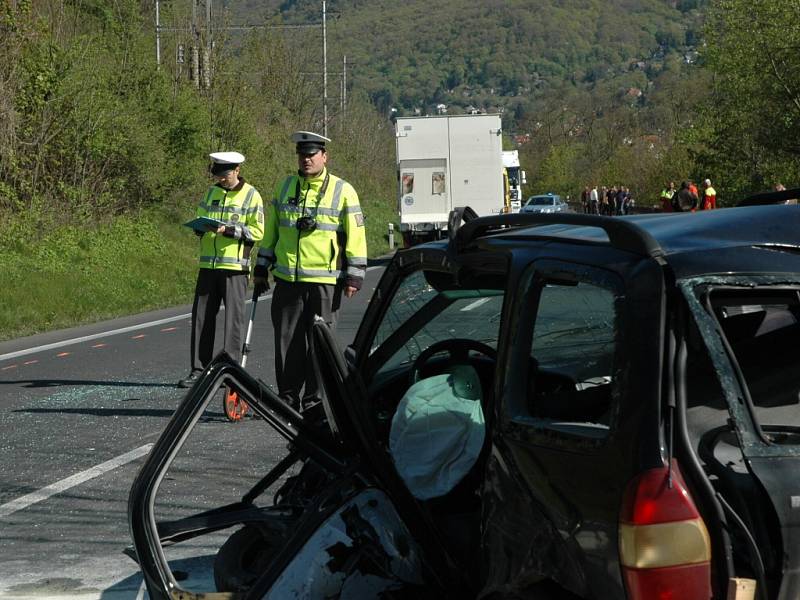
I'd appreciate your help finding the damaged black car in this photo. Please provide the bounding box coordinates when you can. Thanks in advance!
[129,204,800,600]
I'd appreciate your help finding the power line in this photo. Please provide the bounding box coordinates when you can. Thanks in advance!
[154,0,347,134]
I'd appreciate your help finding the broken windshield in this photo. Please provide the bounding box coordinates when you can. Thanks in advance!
[370,270,504,374]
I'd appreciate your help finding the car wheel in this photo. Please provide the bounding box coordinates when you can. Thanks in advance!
[213,525,278,592]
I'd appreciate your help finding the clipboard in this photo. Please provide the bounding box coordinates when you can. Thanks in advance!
[183,216,226,232]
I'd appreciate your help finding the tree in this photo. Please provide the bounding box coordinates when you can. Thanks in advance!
[699,0,800,195]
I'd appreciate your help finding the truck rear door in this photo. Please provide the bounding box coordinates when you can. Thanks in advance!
[398,158,449,222]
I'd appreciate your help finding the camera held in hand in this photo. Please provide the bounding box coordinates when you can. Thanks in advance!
[296,216,317,232]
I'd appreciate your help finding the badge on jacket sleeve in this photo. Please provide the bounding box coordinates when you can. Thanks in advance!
[355,213,365,227]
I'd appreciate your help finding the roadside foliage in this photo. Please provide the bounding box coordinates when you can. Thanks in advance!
[699,0,800,197]
[0,0,395,340]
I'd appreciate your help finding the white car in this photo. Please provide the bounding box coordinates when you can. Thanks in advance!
[521,193,569,214]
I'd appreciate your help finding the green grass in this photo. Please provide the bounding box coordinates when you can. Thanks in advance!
[1,198,397,342]
[1,209,197,341]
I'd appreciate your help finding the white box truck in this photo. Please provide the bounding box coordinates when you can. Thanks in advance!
[395,114,504,245]
[502,149,526,213]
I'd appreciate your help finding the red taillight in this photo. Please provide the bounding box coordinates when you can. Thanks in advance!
[619,460,712,600]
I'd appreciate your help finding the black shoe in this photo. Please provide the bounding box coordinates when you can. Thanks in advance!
[177,370,202,388]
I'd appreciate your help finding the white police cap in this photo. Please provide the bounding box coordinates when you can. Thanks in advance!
[209,151,244,175]
[291,131,330,154]
[209,151,245,166]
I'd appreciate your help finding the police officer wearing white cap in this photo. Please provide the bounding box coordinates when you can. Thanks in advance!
[254,131,367,408]
[178,151,265,388]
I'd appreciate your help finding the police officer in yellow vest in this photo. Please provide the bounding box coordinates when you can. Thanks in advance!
[254,131,367,408]
[178,151,265,388]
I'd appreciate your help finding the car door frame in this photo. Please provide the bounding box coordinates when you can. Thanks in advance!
[483,247,667,598]
[128,354,357,600]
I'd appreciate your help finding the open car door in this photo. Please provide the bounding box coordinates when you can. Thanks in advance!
[128,334,465,598]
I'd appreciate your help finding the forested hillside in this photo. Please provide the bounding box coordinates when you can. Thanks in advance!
[253,0,716,201]
[0,0,396,339]
[264,0,706,117]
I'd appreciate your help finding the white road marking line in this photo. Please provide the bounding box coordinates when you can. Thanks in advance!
[0,444,154,519]
[1,265,384,363]
[461,297,491,311]
[0,314,195,362]
[0,297,266,362]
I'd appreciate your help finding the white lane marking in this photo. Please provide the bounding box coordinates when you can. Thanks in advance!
[1,264,383,363]
[0,444,154,518]
[0,295,269,362]
[461,297,491,311]
[136,580,147,600]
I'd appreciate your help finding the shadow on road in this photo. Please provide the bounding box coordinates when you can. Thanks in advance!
[17,407,177,418]
[98,554,217,600]
[0,379,178,389]
[16,407,243,420]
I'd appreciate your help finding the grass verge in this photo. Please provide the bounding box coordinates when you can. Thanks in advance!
[1,199,396,342]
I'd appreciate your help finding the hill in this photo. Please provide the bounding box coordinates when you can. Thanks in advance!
[253,0,706,120]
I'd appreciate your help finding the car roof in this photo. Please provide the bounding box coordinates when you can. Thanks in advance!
[447,206,800,280]
[530,207,800,252]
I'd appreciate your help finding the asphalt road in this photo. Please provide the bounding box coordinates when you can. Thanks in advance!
[0,264,386,600]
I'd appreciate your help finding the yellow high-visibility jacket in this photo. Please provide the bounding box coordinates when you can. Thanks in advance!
[197,179,265,271]
[257,168,367,287]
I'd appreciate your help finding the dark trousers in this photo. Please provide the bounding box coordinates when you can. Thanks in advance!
[190,268,248,372]
[271,279,341,406]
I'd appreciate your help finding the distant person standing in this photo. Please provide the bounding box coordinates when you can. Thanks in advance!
[671,181,698,213]
[701,179,717,210]
[615,186,628,215]
[604,186,615,215]
[254,131,367,409]
[688,180,700,211]
[589,185,599,214]
[660,182,676,213]
[581,187,590,213]
[178,152,265,388]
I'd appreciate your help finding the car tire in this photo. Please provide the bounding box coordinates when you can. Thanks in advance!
[213,525,277,592]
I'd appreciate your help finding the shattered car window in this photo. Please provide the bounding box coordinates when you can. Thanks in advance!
[526,281,618,434]
[532,283,616,378]
[711,289,800,438]
[371,270,504,373]
[372,270,438,353]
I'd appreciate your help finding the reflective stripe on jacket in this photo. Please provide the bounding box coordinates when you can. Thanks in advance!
[261,168,367,286]
[197,180,265,271]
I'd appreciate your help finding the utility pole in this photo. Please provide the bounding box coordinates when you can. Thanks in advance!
[156,1,329,100]
[191,0,200,87]
[322,0,328,137]
[155,0,161,67]
[203,0,212,88]
[342,54,347,117]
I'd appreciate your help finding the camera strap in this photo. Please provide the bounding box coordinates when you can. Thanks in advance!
[296,171,331,215]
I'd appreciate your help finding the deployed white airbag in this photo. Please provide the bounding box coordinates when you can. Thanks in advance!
[389,365,485,500]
